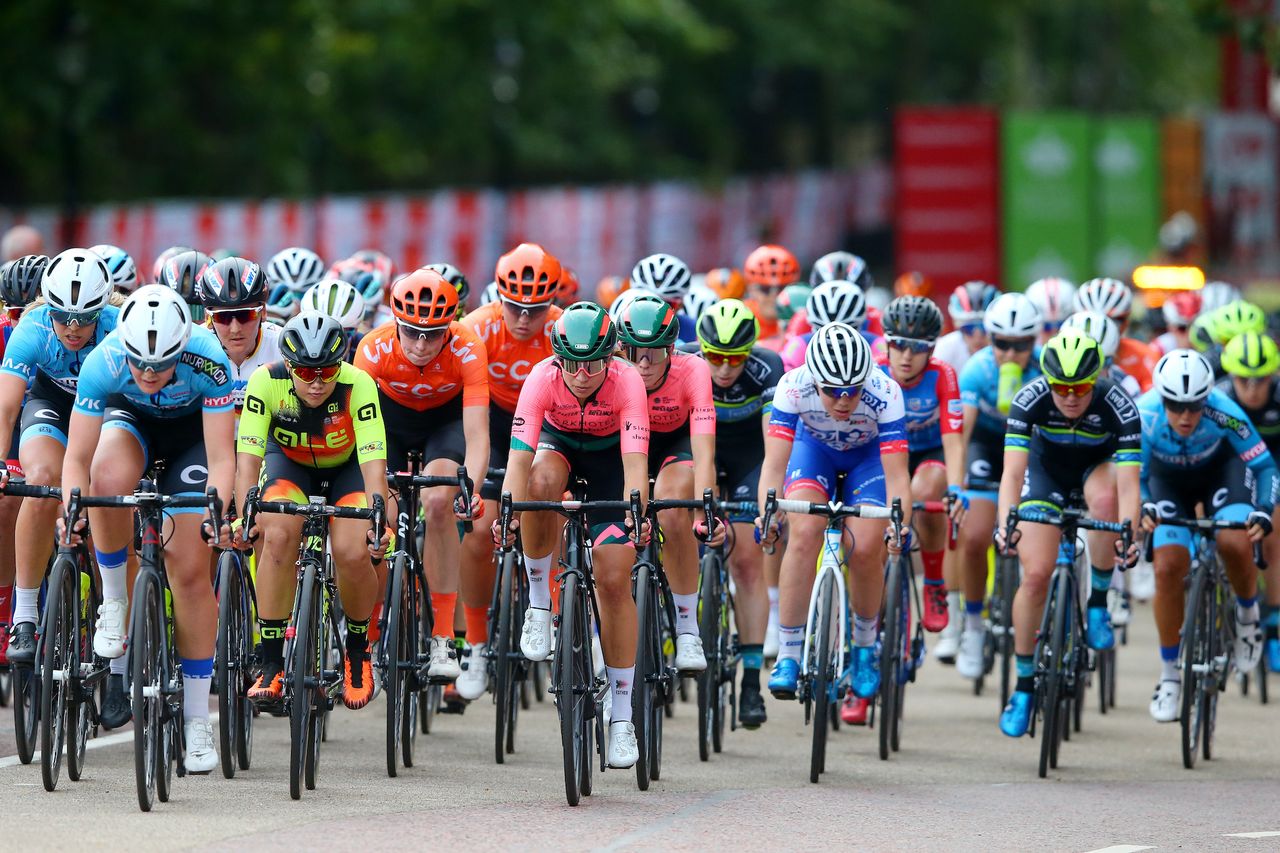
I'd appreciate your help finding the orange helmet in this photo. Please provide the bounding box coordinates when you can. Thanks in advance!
[894,271,933,298]
[595,275,629,308]
[390,269,458,328]
[557,266,580,305]
[705,267,746,300]
[495,242,561,305]
[743,245,799,287]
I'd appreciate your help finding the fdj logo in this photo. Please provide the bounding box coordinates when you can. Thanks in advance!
[304,534,323,553]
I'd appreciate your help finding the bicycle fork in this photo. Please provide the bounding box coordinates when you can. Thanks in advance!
[801,528,849,687]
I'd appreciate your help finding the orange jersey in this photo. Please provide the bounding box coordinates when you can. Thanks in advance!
[459,301,563,413]
[1115,337,1157,392]
[354,321,489,412]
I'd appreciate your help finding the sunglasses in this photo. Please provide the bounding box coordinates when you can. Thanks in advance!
[960,324,984,336]
[992,337,1034,353]
[818,383,861,399]
[1163,399,1205,415]
[208,306,263,326]
[49,308,101,328]
[1170,323,1190,332]
[397,321,449,342]
[886,336,933,355]
[704,351,748,367]
[288,362,343,383]
[500,298,552,320]
[1049,381,1095,398]
[126,353,180,374]
[623,345,671,364]
[555,356,609,377]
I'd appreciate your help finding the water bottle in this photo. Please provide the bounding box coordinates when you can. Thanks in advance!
[997,361,1022,415]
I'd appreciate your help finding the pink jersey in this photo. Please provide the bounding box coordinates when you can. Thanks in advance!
[510,357,650,455]
[646,350,716,436]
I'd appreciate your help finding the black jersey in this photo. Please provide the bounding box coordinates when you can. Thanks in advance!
[1004,376,1142,467]
[1218,375,1280,455]
[678,343,783,453]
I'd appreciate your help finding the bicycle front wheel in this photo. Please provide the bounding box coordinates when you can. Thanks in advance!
[809,570,837,783]
[289,562,321,800]
[384,555,408,778]
[633,565,660,790]
[555,571,586,806]
[696,551,722,762]
[997,554,1019,711]
[130,572,164,812]
[1036,567,1068,779]
[494,550,521,764]
[1180,564,1210,769]
[216,551,253,779]
[878,555,905,762]
[39,556,74,791]
[67,562,98,782]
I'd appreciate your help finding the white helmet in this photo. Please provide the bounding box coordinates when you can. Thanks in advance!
[681,283,718,322]
[630,253,692,303]
[300,278,366,330]
[807,280,867,330]
[1199,280,1240,313]
[88,244,139,292]
[1062,311,1119,359]
[266,247,325,293]
[1074,277,1132,319]
[1152,349,1215,403]
[480,281,500,306]
[983,292,1042,338]
[609,288,648,324]
[805,322,873,387]
[42,248,112,316]
[1026,277,1077,325]
[118,284,191,366]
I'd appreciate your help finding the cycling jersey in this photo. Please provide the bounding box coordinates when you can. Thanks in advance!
[675,312,697,344]
[874,356,961,453]
[354,321,488,412]
[1152,331,1180,357]
[1005,376,1142,464]
[679,344,782,445]
[510,357,650,455]
[933,330,973,373]
[215,320,282,410]
[1218,376,1280,455]
[1105,362,1141,398]
[237,361,386,469]
[1,304,120,400]
[646,350,716,437]
[768,365,907,454]
[74,325,235,418]
[959,346,1044,435]
[1115,337,1157,392]
[459,301,561,413]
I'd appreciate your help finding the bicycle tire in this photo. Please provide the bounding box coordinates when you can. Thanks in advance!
[1181,563,1209,769]
[1097,648,1112,715]
[577,583,595,799]
[1203,573,1226,763]
[633,564,655,790]
[998,555,1018,711]
[39,557,73,791]
[68,564,98,782]
[1260,655,1269,705]
[131,572,163,812]
[13,664,38,765]
[879,556,903,762]
[306,576,332,791]
[400,566,420,769]
[494,550,519,764]
[417,567,437,736]
[289,562,319,800]
[713,583,734,753]
[216,552,247,779]
[1036,568,1067,779]
[384,555,407,777]
[556,570,584,806]
[809,571,835,784]
[696,551,721,762]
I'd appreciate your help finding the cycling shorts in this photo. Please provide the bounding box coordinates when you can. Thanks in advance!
[783,428,886,507]
[908,445,945,477]
[1018,442,1113,513]
[1147,451,1255,552]
[19,394,73,450]
[964,428,1004,502]
[718,447,762,524]
[102,398,207,515]
[5,420,20,478]
[481,403,514,502]
[260,444,366,508]
[648,427,693,481]
[536,426,629,546]
[382,393,466,471]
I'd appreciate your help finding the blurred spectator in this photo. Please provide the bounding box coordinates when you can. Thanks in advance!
[1,225,44,261]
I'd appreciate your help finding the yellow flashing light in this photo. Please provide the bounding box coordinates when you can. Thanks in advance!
[1132,265,1205,291]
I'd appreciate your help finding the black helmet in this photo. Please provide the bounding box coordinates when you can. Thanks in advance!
[280,311,347,367]
[0,254,49,309]
[882,296,944,342]
[200,257,267,308]
[161,250,214,304]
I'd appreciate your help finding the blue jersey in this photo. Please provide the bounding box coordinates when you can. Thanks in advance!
[74,325,236,419]
[676,313,697,345]
[959,346,1043,436]
[876,356,962,453]
[0,305,120,398]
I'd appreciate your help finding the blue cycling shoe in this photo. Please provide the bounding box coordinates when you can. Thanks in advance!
[1266,637,1280,674]
[1087,606,1115,651]
[851,645,880,699]
[1000,690,1033,738]
[768,658,800,700]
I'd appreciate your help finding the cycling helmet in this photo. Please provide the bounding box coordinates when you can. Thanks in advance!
[495,242,561,305]
[1199,281,1241,313]
[1040,330,1104,384]
[200,257,266,308]
[608,288,647,325]
[551,301,617,361]
[617,293,679,348]
[1214,300,1267,342]
[681,283,718,322]
[349,248,396,283]
[0,254,48,308]
[805,323,874,387]
[809,251,854,287]
[1221,332,1280,379]
[704,267,746,300]
[631,253,692,303]
[209,247,238,262]
[557,266,580,304]
[117,285,191,366]
[42,248,112,316]
[1161,291,1202,329]
[983,292,1041,338]
[160,250,214,304]
[743,245,800,287]
[301,278,366,330]
[266,247,325,293]
[697,298,759,354]
[1061,311,1120,359]
[806,280,867,330]
[390,269,457,328]
[882,295,944,342]
[265,284,300,322]
[280,311,347,367]
[1026,277,1077,326]
[88,244,139,292]
[480,281,500,306]
[893,271,932,297]
[948,281,1000,326]
[328,257,385,309]
[1074,277,1132,319]
[152,245,195,283]
[1188,312,1218,352]
[776,284,812,323]
[1152,349,1215,403]
[595,275,628,308]
[424,262,470,306]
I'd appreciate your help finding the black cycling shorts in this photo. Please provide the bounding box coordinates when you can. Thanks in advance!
[19,394,73,451]
[1018,442,1114,512]
[481,403,515,502]
[717,446,762,523]
[381,394,467,471]
[260,445,366,508]
[647,427,693,481]
[964,429,1004,499]
[1146,450,1255,523]
[908,445,945,478]
[536,426,628,546]
[101,398,207,512]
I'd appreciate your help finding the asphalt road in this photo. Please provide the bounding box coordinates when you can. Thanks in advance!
[1,604,1277,853]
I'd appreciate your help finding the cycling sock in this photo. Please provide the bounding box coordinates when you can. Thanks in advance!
[853,614,877,647]
[13,585,39,625]
[96,546,129,601]
[1088,566,1112,609]
[110,656,127,676]
[1015,654,1034,694]
[181,657,214,720]
[964,599,984,633]
[778,624,804,661]
[259,618,288,672]
[345,616,370,658]
[921,549,944,584]
[767,586,779,617]
[741,644,763,691]
[525,554,552,610]
[464,605,489,645]
[1236,596,1259,624]
[673,593,698,635]
[606,665,634,724]
[1160,644,1180,681]
[430,592,457,639]
[947,590,961,618]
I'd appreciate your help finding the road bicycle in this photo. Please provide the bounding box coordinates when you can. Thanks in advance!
[214,527,257,780]
[970,477,1021,709]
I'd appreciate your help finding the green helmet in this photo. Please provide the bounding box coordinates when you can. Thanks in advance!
[551,301,617,361]
[1188,312,1217,352]
[697,298,759,354]
[776,284,812,323]
[616,292,679,348]
[1040,330,1103,384]
[1214,300,1266,343]
[1220,331,1280,379]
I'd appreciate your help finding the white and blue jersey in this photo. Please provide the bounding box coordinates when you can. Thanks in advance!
[959,345,1044,436]
[0,304,120,400]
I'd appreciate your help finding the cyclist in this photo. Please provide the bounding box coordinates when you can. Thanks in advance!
[1152,291,1201,356]
[556,265,580,308]
[631,253,697,343]
[455,243,563,700]
[780,280,871,371]
[265,246,325,321]
[89,243,139,294]
[1025,277,1076,342]
[1139,350,1276,721]
[935,280,999,375]
[354,269,489,682]
[761,324,912,702]
[63,284,235,772]
[994,331,1142,737]
[1075,277,1157,392]
[954,292,1042,678]
[151,245,195,283]
[160,249,214,324]
[595,275,629,311]
[497,302,651,769]
[1200,280,1242,314]
[237,312,389,710]
[300,277,366,358]
[425,262,471,318]
[328,256,387,331]
[1062,311,1141,397]
[681,282,718,325]
[704,267,746,301]
[790,253,880,341]
[200,256,282,412]
[743,244,801,350]
[1217,331,1280,674]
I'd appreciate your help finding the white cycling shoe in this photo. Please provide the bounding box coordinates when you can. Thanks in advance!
[934,621,960,663]
[520,608,553,662]
[94,597,128,660]
[955,627,986,679]
[427,635,461,680]
[675,633,707,673]
[456,642,488,700]
[184,718,218,774]
[607,720,639,769]
[1149,679,1180,723]
[1235,616,1264,674]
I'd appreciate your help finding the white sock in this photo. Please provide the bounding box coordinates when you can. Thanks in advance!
[1236,601,1260,624]
[946,590,961,615]
[674,593,698,635]
[607,665,634,724]
[181,657,214,721]
[111,656,127,676]
[1161,659,1180,682]
[13,586,39,625]
[965,611,984,634]
[96,548,129,601]
[525,553,552,610]
[767,586,779,614]
[778,624,804,661]
[853,614,878,647]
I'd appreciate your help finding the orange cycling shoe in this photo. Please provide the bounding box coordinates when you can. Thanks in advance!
[248,670,284,702]
[343,654,374,710]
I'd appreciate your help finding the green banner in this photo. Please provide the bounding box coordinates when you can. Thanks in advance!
[1001,112,1093,289]
[1092,117,1159,278]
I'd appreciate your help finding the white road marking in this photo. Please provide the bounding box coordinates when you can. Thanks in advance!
[1224,832,1280,839]
[0,713,219,770]
[595,789,741,853]
[1082,846,1156,853]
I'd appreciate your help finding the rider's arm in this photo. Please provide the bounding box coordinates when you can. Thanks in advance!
[502,359,554,513]
[0,374,27,462]
[202,408,236,525]
[996,382,1039,522]
[942,431,966,491]
[456,327,492,494]
[616,362,651,515]
[936,360,966,491]
[234,365,273,510]
[997,449,1028,525]
[622,451,648,513]
[63,348,111,511]
[1104,383,1144,525]
[687,356,718,501]
[462,405,490,501]
[1217,393,1280,514]
[875,376,912,527]
[759,375,800,512]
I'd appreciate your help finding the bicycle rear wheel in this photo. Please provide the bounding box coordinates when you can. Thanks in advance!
[878,556,903,762]
[67,563,97,782]
[997,554,1018,711]
[400,568,421,769]
[1202,573,1227,763]
[306,579,333,791]
[39,557,74,791]
[555,571,586,806]
[289,563,321,800]
[1181,564,1210,769]
[1036,568,1068,779]
[696,551,722,762]
[634,565,658,790]
[494,550,521,764]
[216,552,253,779]
[131,572,164,812]
[13,664,38,765]
[384,555,408,777]
[809,571,836,783]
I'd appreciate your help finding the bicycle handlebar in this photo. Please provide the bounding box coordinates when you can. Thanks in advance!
[387,464,474,534]
[244,487,388,565]
[1,482,61,500]
[1139,514,1267,570]
[1008,506,1134,571]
